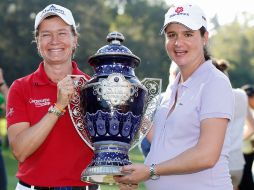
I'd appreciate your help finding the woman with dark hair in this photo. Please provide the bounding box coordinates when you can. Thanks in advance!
[115,2,234,190]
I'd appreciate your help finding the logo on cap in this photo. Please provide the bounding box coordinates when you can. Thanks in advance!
[169,6,189,18]
[40,5,65,17]
[175,7,184,14]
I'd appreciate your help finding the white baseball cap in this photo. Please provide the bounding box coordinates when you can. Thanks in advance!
[161,3,207,34]
[34,4,76,32]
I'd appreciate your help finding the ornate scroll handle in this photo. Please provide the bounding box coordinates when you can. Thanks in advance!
[67,75,94,150]
[130,78,162,150]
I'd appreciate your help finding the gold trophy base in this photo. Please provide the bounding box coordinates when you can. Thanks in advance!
[81,165,126,185]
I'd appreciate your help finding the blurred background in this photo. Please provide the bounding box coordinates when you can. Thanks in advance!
[1,0,254,91]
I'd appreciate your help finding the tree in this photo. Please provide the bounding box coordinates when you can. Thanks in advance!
[210,18,254,88]
[0,0,171,90]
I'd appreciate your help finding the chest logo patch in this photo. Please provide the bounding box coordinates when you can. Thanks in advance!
[29,98,51,107]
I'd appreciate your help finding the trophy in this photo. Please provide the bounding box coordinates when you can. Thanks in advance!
[68,32,161,184]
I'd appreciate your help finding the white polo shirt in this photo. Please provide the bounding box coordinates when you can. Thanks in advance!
[228,88,247,171]
[145,60,234,190]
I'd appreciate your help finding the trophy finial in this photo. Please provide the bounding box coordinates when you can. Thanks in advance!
[106,31,125,44]
[89,31,140,69]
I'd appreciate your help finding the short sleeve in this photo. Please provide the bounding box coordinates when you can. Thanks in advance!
[6,80,30,127]
[200,76,234,121]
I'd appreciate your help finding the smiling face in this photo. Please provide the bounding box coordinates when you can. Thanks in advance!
[164,23,208,68]
[36,16,77,65]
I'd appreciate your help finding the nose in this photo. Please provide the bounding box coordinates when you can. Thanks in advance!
[174,36,182,46]
[51,33,59,44]
[174,33,186,47]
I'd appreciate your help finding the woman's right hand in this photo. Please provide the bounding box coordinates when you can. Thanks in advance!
[56,75,75,109]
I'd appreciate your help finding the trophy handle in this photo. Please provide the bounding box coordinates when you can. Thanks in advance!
[130,78,162,150]
[67,75,94,150]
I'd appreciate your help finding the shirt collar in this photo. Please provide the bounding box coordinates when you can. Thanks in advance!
[172,60,213,89]
[32,61,82,86]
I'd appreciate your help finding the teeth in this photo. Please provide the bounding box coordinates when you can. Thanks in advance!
[176,52,185,55]
[50,49,62,52]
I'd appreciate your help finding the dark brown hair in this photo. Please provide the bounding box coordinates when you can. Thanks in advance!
[242,84,254,97]
[200,26,211,61]
[213,59,229,72]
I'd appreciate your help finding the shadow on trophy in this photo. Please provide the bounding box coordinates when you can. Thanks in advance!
[68,31,162,185]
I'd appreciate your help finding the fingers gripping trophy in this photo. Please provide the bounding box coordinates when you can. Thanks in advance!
[68,32,161,184]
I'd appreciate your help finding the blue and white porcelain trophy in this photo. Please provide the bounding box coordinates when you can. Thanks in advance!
[68,32,161,184]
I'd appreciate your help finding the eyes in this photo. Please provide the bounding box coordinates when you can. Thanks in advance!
[39,30,72,40]
[166,32,194,40]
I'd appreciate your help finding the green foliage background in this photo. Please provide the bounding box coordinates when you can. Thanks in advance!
[3,146,146,190]
[1,0,254,90]
[0,0,170,90]
[210,20,254,87]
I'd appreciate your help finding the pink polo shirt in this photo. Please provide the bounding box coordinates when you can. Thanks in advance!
[145,60,234,190]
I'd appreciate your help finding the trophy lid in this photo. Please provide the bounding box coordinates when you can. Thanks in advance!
[88,31,141,67]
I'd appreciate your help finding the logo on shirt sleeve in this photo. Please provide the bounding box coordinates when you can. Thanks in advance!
[6,107,14,118]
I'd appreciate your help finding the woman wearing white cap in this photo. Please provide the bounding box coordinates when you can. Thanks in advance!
[115,2,234,190]
[6,4,99,190]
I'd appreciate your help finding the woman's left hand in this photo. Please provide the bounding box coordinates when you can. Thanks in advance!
[114,163,150,185]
